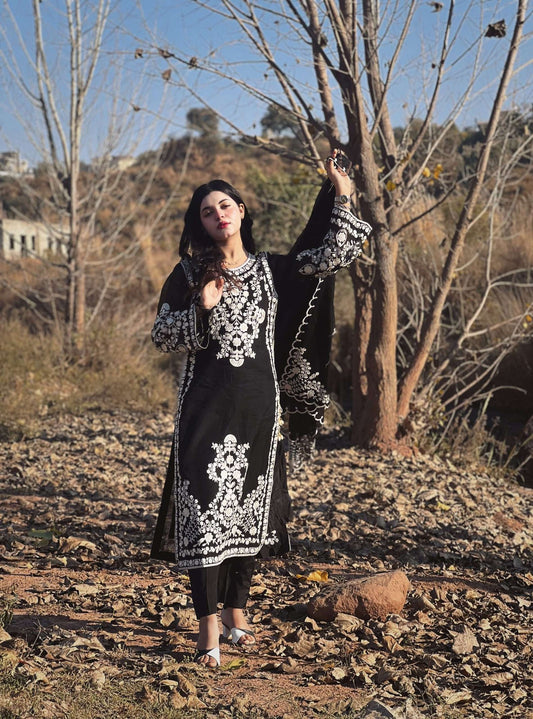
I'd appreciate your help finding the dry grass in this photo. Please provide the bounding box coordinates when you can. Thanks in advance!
[0,318,174,440]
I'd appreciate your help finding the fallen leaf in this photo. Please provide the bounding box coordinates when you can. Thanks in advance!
[452,626,479,655]
[443,690,472,705]
[59,536,98,553]
[0,628,12,643]
[295,570,329,583]
[331,666,347,681]
[484,672,514,685]
[90,669,106,688]
[72,583,99,596]
[219,657,247,671]
[159,608,175,628]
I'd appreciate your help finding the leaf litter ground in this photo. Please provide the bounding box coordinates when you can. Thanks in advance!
[0,411,531,718]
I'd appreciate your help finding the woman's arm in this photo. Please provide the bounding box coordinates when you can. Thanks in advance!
[151,262,209,353]
[293,149,371,278]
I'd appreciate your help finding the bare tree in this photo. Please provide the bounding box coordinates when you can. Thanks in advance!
[0,0,184,356]
[142,0,532,446]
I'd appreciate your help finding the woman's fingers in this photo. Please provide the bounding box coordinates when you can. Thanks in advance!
[200,277,224,310]
[326,151,352,196]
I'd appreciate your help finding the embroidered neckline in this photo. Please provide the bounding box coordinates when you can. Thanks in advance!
[226,253,255,275]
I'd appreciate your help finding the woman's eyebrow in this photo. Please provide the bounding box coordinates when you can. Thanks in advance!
[201,200,228,212]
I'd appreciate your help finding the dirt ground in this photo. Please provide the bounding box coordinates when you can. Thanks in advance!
[0,411,531,718]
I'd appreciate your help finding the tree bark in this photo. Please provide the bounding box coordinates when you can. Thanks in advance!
[350,263,372,440]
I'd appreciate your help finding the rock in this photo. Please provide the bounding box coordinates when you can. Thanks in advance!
[307,570,410,622]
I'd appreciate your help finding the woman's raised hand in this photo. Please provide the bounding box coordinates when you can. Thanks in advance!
[200,277,224,311]
[326,148,352,199]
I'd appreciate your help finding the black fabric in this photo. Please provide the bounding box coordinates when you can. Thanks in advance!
[149,180,372,567]
[188,556,256,618]
[151,253,283,569]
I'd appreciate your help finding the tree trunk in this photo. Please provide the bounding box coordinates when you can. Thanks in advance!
[350,263,372,441]
[352,234,398,446]
[346,97,399,446]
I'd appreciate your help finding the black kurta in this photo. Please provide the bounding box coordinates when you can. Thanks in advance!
[151,198,372,570]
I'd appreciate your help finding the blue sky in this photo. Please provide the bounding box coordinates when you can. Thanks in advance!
[0,1,531,165]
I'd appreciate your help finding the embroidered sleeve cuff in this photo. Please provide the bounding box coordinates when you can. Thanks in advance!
[296,205,372,277]
[151,302,207,353]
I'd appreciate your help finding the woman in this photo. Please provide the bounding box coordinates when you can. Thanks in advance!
[151,151,372,667]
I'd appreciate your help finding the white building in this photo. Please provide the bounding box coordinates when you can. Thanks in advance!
[0,217,69,260]
[0,151,30,177]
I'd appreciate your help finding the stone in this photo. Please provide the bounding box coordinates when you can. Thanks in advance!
[307,570,410,622]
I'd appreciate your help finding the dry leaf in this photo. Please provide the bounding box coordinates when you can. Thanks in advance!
[185,696,206,709]
[160,679,179,688]
[452,626,479,655]
[59,536,97,553]
[281,657,300,674]
[159,609,175,628]
[219,657,247,671]
[169,691,186,709]
[331,666,347,681]
[0,628,12,644]
[90,669,106,688]
[382,635,401,653]
[443,690,472,705]
[72,583,99,596]
[484,672,514,685]
[295,570,329,583]
[175,672,197,696]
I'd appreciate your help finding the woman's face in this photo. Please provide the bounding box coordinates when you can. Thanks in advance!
[200,191,245,243]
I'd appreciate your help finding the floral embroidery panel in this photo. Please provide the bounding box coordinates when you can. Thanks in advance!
[177,434,269,555]
[209,266,266,367]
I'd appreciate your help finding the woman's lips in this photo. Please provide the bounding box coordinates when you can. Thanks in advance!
[218,222,229,229]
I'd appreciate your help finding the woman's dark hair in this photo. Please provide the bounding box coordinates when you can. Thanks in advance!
[179,179,255,289]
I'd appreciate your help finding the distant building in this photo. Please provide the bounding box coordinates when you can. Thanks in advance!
[111,155,135,171]
[0,151,30,177]
[91,154,136,171]
[0,217,69,260]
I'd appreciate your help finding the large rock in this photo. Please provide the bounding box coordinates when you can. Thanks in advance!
[307,570,410,622]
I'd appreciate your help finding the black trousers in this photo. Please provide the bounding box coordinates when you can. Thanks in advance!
[188,556,255,619]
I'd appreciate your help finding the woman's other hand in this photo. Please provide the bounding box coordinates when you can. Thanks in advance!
[200,277,224,311]
[326,149,352,199]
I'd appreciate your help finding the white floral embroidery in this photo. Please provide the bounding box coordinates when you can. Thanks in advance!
[152,302,197,353]
[288,433,317,473]
[177,434,268,555]
[209,260,266,366]
[279,279,330,421]
[296,206,371,277]
[280,347,329,407]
